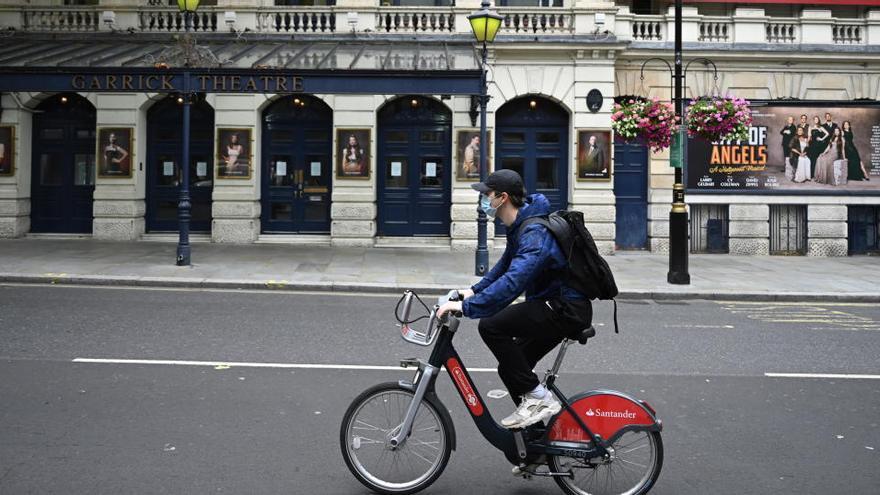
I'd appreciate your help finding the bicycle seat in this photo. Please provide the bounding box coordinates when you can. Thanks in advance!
[570,326,596,345]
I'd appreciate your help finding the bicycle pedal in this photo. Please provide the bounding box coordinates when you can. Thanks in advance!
[511,464,536,478]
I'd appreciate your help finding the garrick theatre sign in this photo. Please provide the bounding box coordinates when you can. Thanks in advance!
[70,73,304,93]
[0,67,482,95]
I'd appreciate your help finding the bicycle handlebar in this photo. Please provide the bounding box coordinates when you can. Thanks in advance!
[398,289,463,346]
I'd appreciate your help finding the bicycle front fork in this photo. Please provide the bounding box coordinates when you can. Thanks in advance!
[389,358,439,448]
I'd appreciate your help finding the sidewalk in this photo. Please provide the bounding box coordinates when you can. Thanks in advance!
[0,238,878,301]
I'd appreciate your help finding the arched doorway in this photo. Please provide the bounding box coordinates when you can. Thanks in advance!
[261,95,333,233]
[30,93,96,233]
[495,96,569,223]
[377,96,452,236]
[146,96,214,233]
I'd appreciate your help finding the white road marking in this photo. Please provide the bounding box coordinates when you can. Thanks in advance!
[765,373,880,380]
[72,357,497,373]
[68,359,880,380]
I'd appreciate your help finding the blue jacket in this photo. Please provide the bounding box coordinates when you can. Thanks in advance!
[462,194,585,319]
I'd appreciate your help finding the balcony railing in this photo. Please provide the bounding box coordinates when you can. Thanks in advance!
[375,9,455,34]
[2,5,875,48]
[617,8,874,46]
[832,22,866,44]
[500,9,574,35]
[631,15,664,41]
[23,8,100,32]
[256,8,335,33]
[698,17,730,43]
[139,8,219,33]
[766,20,799,44]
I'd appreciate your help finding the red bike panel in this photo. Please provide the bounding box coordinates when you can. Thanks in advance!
[445,357,484,417]
[548,393,656,443]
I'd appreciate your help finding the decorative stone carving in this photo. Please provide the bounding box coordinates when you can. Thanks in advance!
[729,238,770,255]
[212,219,259,243]
[331,203,375,220]
[808,239,849,257]
[93,218,141,241]
[331,220,374,237]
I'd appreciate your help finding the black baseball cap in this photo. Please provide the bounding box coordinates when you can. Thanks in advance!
[471,169,525,197]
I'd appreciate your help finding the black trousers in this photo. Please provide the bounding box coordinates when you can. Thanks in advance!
[478,298,592,400]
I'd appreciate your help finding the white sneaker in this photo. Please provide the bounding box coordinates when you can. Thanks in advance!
[501,394,562,429]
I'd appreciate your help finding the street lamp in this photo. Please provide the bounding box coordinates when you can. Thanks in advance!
[468,1,503,276]
[668,0,690,284]
[175,0,200,266]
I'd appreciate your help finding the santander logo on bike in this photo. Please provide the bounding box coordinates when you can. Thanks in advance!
[446,358,484,417]
[585,408,637,420]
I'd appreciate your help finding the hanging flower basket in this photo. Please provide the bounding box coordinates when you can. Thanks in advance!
[685,95,752,143]
[611,97,677,152]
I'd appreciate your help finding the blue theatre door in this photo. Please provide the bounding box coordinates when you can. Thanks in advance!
[377,96,452,236]
[261,96,333,233]
[495,96,569,235]
[30,93,96,234]
[613,138,649,249]
[146,97,214,233]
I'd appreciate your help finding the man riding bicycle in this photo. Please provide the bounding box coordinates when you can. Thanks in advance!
[437,169,592,430]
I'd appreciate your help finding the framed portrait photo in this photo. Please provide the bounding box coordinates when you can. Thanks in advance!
[336,128,371,180]
[96,127,134,178]
[456,129,491,181]
[0,125,14,177]
[576,129,612,181]
[216,128,253,179]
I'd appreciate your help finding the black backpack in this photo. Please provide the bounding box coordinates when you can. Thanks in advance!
[520,210,620,332]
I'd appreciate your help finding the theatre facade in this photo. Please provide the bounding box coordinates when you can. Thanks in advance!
[1,0,879,256]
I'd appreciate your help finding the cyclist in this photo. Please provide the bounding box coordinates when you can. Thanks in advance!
[437,169,591,430]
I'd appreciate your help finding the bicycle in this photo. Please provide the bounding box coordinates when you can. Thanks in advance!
[340,290,664,495]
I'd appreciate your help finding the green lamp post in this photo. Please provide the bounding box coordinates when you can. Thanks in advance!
[468,1,503,276]
[175,0,199,266]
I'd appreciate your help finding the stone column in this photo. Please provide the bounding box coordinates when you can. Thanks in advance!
[732,7,767,44]
[807,204,848,257]
[92,93,147,240]
[0,93,30,238]
[800,9,833,45]
[334,0,377,34]
[613,5,633,41]
[212,94,260,243]
[331,94,377,247]
[648,153,675,254]
[867,10,880,46]
[573,60,616,255]
[450,94,494,252]
[728,203,769,255]
[666,5,700,43]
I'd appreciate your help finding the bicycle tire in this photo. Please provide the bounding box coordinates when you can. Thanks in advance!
[340,382,453,495]
[550,430,663,495]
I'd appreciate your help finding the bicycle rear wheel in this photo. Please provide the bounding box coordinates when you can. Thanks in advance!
[550,430,663,495]
[340,382,452,495]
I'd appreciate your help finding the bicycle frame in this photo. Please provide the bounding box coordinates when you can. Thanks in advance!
[393,315,627,466]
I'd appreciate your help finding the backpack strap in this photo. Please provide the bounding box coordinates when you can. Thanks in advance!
[517,216,550,235]
[612,298,619,334]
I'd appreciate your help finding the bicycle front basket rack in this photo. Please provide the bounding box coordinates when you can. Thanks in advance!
[398,290,441,347]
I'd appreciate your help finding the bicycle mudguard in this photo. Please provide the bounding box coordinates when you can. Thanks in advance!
[547,390,661,446]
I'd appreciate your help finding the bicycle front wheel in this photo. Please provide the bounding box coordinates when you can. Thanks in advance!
[550,430,663,495]
[340,382,452,495]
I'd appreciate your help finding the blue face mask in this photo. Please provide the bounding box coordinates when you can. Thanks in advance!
[480,194,498,219]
